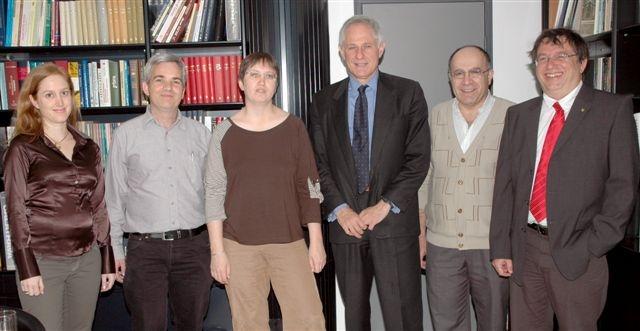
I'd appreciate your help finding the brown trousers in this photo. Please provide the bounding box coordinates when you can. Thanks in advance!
[509,230,608,331]
[224,238,325,331]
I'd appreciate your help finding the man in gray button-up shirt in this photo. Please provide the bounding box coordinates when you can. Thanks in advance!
[106,51,212,330]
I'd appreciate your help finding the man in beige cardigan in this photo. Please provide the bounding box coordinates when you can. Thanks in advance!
[418,46,512,331]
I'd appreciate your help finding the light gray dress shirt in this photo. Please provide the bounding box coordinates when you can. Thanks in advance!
[106,108,211,259]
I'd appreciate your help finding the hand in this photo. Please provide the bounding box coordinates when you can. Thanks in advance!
[211,252,231,284]
[21,276,44,296]
[336,207,367,238]
[115,259,126,283]
[308,241,326,273]
[101,273,116,292]
[359,200,391,230]
[419,233,427,269]
[492,258,513,277]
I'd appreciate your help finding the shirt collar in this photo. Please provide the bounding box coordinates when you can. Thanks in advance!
[542,81,583,112]
[452,93,494,117]
[142,106,185,130]
[348,70,379,92]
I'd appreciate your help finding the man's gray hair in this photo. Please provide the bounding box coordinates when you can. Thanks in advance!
[142,50,187,84]
[338,15,384,47]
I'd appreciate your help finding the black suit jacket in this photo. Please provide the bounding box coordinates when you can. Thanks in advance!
[490,85,639,283]
[309,72,430,243]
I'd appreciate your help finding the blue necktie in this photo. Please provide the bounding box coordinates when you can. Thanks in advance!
[353,85,369,193]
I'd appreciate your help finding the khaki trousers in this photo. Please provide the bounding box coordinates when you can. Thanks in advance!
[224,238,325,331]
[17,246,101,331]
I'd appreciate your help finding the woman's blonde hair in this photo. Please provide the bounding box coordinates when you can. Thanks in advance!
[14,62,79,137]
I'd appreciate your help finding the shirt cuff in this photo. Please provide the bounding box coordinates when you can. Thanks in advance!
[327,203,348,222]
[382,196,401,214]
[14,247,40,281]
[100,245,116,274]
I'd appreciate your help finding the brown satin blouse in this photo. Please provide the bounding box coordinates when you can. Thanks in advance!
[3,126,115,280]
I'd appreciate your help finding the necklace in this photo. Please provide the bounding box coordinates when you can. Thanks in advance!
[44,130,69,149]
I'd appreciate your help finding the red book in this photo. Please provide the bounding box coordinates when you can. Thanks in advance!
[222,56,231,103]
[200,56,211,103]
[229,54,238,102]
[212,56,224,103]
[194,57,204,104]
[5,61,19,110]
[54,60,69,72]
[188,56,197,105]
[183,57,192,104]
[236,55,243,102]
[17,61,29,90]
[206,57,215,103]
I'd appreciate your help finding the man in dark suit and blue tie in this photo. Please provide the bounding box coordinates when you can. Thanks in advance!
[490,28,639,330]
[309,15,430,331]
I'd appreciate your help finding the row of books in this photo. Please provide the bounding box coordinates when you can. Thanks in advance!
[0,54,244,111]
[550,0,612,36]
[0,58,148,110]
[1,0,146,47]
[150,0,241,43]
[183,54,242,105]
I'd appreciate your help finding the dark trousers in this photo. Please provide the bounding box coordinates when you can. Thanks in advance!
[510,230,608,331]
[332,192,423,331]
[124,231,213,331]
[425,243,508,331]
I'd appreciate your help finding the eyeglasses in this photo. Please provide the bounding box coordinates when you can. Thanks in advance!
[534,53,577,66]
[246,71,277,81]
[449,68,491,80]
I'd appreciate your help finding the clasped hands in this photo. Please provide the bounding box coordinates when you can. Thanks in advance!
[336,200,391,238]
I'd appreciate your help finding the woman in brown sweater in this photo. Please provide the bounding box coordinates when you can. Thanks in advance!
[3,63,115,330]
[204,52,326,331]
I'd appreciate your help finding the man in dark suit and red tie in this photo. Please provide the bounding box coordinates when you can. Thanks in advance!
[490,28,639,330]
[309,15,430,331]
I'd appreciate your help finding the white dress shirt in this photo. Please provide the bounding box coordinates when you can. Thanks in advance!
[452,94,495,153]
[528,82,582,226]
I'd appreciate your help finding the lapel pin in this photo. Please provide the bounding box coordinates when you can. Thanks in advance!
[581,108,587,113]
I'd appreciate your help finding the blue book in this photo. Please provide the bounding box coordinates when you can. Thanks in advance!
[4,0,13,46]
[122,60,132,106]
[80,59,90,108]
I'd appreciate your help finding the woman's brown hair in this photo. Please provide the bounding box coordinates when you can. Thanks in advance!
[14,62,80,137]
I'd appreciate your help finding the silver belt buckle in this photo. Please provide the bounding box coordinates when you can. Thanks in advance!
[162,232,175,241]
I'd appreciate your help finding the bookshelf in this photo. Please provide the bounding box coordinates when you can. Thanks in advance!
[0,0,245,127]
[543,1,640,330]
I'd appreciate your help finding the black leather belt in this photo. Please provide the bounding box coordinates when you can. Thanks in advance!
[527,222,549,236]
[128,224,206,241]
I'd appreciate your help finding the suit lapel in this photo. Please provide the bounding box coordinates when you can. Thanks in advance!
[525,98,543,171]
[553,85,593,155]
[370,74,395,170]
[331,79,358,189]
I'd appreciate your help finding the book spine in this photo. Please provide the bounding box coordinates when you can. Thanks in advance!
[4,0,14,46]
[222,55,230,103]
[109,60,121,107]
[68,62,81,108]
[212,0,225,41]
[129,59,140,106]
[0,63,8,110]
[194,56,203,104]
[80,60,90,108]
[229,54,238,102]
[1,192,16,271]
[224,0,240,41]
[212,56,224,103]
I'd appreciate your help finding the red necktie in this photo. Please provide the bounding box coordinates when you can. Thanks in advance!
[530,102,565,222]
